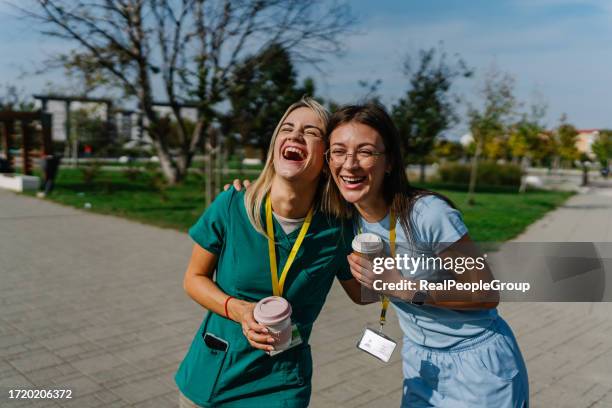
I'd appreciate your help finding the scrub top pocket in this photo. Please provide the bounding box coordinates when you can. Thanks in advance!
[175,314,230,405]
[241,343,313,387]
[197,340,228,399]
[282,343,313,386]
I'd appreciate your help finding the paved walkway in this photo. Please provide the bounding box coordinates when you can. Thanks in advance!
[1,184,611,407]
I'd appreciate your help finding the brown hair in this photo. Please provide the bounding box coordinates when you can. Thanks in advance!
[323,102,455,242]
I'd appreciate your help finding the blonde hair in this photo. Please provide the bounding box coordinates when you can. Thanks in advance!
[244,97,334,235]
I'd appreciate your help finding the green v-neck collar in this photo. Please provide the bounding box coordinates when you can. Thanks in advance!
[259,203,316,247]
[272,210,316,248]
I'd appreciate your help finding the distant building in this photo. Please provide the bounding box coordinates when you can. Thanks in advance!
[576,129,599,157]
[33,94,199,148]
[34,99,108,142]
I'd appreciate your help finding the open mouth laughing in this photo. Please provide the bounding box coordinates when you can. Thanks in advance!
[339,175,367,189]
[282,145,307,162]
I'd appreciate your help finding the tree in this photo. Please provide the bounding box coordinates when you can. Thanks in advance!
[433,139,465,162]
[392,45,472,183]
[357,78,383,104]
[0,84,35,111]
[531,132,557,168]
[482,134,509,161]
[591,130,611,170]
[24,0,354,188]
[507,102,554,191]
[555,116,579,167]
[224,43,315,161]
[466,68,516,204]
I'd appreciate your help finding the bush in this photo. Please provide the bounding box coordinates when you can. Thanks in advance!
[122,160,143,182]
[144,162,169,201]
[79,161,102,185]
[438,162,523,188]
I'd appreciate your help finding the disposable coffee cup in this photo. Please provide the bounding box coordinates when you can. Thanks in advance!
[352,233,384,302]
[352,233,384,260]
[253,296,293,352]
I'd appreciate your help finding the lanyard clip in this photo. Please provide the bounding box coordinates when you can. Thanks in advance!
[379,298,388,333]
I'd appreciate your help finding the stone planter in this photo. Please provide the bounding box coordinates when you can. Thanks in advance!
[0,174,40,192]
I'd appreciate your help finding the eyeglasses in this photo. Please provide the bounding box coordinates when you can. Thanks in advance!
[325,148,385,167]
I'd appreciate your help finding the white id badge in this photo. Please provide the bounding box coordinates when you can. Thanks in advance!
[357,328,397,363]
[268,324,303,356]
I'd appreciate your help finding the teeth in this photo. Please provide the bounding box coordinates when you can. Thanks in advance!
[284,146,305,159]
[341,176,365,183]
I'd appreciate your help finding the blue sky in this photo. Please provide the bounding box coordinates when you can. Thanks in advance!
[2,0,612,136]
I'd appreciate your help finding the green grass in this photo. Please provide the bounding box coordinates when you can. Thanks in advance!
[26,168,573,241]
[92,160,264,170]
[26,168,247,231]
[421,187,573,242]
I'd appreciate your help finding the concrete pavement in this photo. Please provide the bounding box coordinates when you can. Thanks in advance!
[1,183,611,407]
[1,191,196,407]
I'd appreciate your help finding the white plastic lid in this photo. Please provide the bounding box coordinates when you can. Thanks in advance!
[352,233,384,254]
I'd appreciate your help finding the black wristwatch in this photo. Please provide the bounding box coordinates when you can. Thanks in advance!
[410,290,428,306]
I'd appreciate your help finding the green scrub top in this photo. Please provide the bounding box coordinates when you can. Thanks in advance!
[175,187,353,407]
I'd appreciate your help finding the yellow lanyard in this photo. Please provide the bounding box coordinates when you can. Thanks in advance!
[359,209,395,330]
[266,194,313,297]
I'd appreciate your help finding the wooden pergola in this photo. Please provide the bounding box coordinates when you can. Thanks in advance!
[0,95,205,175]
[0,111,52,175]
[33,94,119,165]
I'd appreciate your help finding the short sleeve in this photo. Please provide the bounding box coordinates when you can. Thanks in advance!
[411,195,468,254]
[188,188,236,255]
[335,220,354,281]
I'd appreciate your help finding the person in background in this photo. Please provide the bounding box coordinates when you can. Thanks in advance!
[39,154,61,197]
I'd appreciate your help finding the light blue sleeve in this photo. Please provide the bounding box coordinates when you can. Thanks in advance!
[410,195,468,254]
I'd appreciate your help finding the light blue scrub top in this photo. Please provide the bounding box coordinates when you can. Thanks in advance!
[358,195,498,348]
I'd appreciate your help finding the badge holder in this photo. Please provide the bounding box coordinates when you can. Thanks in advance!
[269,323,303,356]
[356,296,396,363]
[357,327,397,363]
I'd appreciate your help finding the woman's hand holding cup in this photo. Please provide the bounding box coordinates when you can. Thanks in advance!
[348,253,411,300]
[349,232,384,290]
[347,253,377,289]
[349,232,413,300]
[230,300,275,352]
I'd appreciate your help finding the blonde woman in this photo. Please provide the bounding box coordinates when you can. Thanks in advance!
[175,98,364,407]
